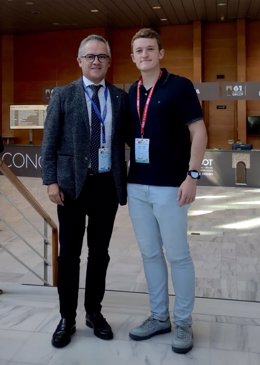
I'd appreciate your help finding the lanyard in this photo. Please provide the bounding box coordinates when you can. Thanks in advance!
[137,71,162,137]
[84,85,109,144]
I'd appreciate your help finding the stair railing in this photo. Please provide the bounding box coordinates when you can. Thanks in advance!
[0,158,58,286]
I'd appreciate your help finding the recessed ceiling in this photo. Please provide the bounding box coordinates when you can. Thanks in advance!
[0,0,260,35]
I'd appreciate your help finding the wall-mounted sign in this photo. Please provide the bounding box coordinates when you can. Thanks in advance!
[222,83,246,99]
[122,81,260,100]
[193,82,220,100]
[244,82,260,99]
[193,82,260,100]
[2,146,260,187]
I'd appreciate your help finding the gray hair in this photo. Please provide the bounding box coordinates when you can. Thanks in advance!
[78,34,111,58]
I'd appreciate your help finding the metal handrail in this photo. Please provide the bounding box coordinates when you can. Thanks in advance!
[0,158,58,286]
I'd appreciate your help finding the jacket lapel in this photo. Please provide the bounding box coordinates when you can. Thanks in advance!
[107,82,120,137]
[75,78,90,134]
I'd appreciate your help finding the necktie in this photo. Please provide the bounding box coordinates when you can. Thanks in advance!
[89,84,102,173]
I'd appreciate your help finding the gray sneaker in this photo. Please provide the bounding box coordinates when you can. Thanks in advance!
[129,316,171,341]
[172,325,193,354]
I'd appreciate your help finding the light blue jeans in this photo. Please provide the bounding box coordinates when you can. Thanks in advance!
[127,183,195,326]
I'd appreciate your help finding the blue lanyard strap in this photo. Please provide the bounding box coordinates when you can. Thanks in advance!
[84,85,109,144]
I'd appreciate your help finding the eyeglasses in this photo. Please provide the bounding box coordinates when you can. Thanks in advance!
[81,54,110,63]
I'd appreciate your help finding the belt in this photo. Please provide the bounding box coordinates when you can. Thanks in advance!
[87,169,112,177]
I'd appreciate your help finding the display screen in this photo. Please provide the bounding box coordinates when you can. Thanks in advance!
[247,116,260,135]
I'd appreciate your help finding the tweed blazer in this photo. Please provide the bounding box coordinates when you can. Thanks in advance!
[41,77,128,205]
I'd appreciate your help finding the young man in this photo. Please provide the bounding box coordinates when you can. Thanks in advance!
[41,34,128,348]
[127,28,207,354]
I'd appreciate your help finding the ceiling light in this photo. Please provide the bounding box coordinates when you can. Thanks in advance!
[217,2,227,6]
[160,18,168,22]
[90,9,99,13]
[152,6,161,9]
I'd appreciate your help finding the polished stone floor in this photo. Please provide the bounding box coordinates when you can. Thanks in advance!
[1,176,260,364]
[1,282,260,365]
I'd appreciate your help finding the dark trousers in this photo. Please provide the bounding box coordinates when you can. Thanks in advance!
[57,173,118,321]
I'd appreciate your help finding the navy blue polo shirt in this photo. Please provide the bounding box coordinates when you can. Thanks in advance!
[127,68,203,187]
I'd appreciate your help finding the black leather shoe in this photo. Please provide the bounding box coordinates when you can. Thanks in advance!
[51,318,76,348]
[86,312,113,340]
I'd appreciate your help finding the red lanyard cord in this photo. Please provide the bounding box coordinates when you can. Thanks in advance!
[136,71,162,137]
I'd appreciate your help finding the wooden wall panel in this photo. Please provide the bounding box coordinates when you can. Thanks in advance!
[193,21,202,82]
[14,28,108,102]
[203,23,237,148]
[110,25,194,84]
[1,36,14,140]
[247,22,260,81]
[1,21,260,147]
[207,100,236,148]
[203,22,237,81]
[0,36,2,131]
[236,20,246,143]
[246,21,260,148]
[5,28,107,144]
[160,25,193,79]
[110,28,139,84]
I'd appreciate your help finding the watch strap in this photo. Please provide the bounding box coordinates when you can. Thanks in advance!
[187,169,201,179]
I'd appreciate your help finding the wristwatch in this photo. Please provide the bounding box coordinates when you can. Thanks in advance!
[187,169,202,179]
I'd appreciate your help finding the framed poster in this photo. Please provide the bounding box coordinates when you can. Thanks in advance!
[10,105,47,129]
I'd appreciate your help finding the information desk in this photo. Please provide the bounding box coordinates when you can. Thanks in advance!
[0,145,42,178]
[1,145,260,188]
[199,149,260,188]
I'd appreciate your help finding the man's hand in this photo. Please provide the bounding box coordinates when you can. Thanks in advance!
[47,183,64,205]
[177,177,197,207]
